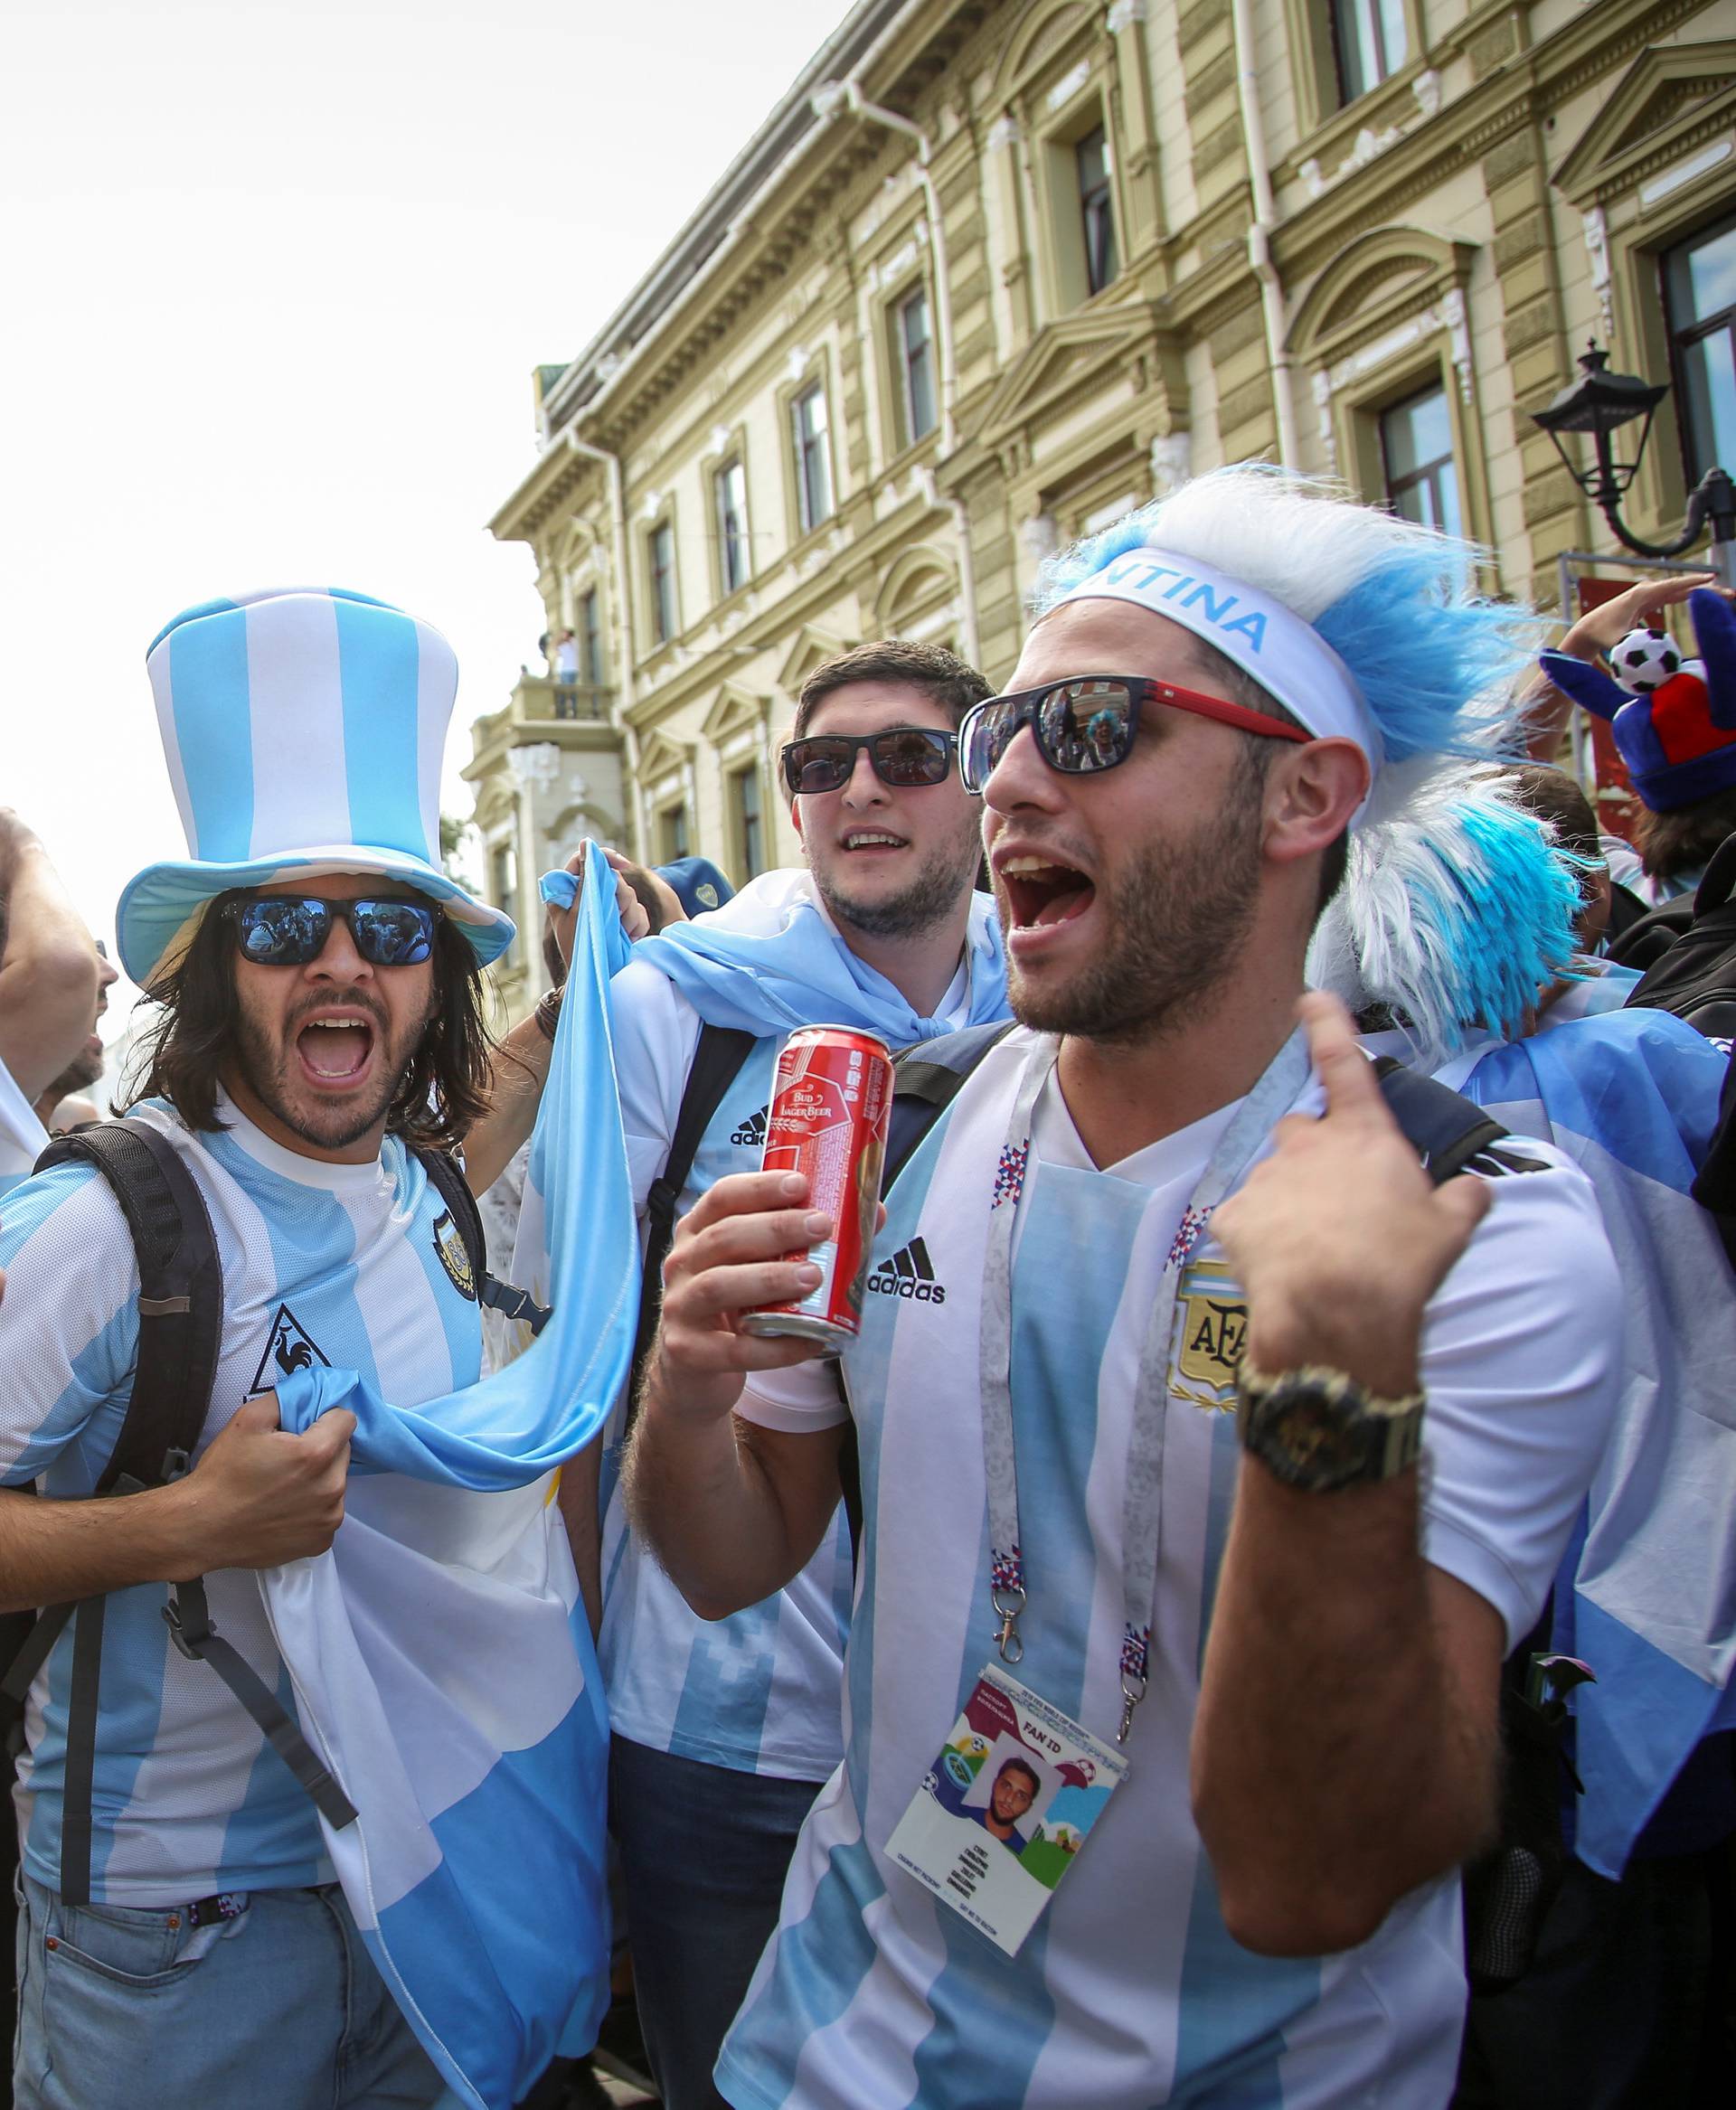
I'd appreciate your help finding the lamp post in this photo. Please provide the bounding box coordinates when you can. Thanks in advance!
[1532,341,1736,587]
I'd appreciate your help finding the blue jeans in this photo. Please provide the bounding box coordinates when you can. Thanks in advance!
[609,1737,820,2110]
[14,1871,462,2109]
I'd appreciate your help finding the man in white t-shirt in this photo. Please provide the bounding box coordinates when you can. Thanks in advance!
[0,812,108,1192]
[624,469,1625,2107]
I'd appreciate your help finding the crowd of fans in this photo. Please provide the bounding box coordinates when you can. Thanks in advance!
[0,469,1731,2110]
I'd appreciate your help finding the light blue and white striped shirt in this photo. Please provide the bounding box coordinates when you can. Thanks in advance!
[0,1093,483,1905]
[723,1029,1623,2108]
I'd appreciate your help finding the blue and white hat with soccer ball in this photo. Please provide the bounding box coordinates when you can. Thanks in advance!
[118,587,516,988]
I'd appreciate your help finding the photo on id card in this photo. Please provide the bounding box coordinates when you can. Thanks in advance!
[885,1663,1127,1955]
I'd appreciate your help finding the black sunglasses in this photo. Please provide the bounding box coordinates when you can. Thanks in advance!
[781,728,958,797]
[958,675,1308,794]
[225,895,440,967]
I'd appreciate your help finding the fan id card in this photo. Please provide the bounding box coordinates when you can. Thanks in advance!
[884,1663,1128,1956]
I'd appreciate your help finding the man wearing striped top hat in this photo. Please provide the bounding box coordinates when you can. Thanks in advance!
[627,469,1627,2107]
[0,589,622,2110]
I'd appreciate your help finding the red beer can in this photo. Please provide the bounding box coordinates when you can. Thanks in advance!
[741,1026,893,1349]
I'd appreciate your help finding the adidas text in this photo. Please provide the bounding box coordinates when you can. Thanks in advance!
[732,1107,769,1148]
[867,1236,946,1305]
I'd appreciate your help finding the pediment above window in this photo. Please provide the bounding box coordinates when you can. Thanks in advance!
[975,303,1184,455]
[1553,41,1736,206]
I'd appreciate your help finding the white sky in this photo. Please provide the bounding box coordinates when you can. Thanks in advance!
[0,0,854,1041]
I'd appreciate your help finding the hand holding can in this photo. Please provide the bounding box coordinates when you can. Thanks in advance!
[741,1027,893,1349]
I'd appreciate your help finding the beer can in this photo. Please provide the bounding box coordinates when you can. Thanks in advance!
[741,1026,893,1349]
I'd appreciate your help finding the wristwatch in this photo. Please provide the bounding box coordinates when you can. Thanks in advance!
[1235,1362,1425,1493]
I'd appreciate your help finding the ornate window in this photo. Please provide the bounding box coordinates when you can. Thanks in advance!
[1288,228,1492,557]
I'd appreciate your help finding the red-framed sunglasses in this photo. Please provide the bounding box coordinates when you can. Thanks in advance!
[958,674,1307,794]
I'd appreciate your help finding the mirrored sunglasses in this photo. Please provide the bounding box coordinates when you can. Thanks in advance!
[958,675,1308,794]
[780,727,958,797]
[225,895,439,967]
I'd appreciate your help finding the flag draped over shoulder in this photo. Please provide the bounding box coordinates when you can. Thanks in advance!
[628,866,1011,1042]
[1458,1007,1736,1878]
[264,843,639,2110]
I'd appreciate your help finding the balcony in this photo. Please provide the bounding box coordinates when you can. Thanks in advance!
[509,673,612,723]
[463,673,625,791]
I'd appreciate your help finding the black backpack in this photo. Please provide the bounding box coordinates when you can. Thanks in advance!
[1609,829,1736,1036]
[0,1116,494,1907]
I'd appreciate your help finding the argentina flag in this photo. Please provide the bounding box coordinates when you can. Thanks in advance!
[261,844,637,2109]
[1458,1007,1736,1878]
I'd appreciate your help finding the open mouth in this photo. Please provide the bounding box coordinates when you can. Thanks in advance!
[998,853,1096,932]
[841,829,909,854]
[296,1016,376,1086]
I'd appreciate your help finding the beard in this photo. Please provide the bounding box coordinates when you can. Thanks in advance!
[812,829,982,941]
[231,984,432,1152]
[1004,763,1266,1043]
[42,1043,105,1106]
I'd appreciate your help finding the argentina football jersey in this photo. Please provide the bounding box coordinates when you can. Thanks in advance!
[601,962,856,1781]
[0,1091,483,1905]
[722,1027,1621,2109]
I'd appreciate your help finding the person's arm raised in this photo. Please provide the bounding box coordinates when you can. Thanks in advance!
[626,1170,847,1620]
[1190,993,1503,1957]
[0,812,102,1107]
[463,847,651,1197]
[0,1395,356,1615]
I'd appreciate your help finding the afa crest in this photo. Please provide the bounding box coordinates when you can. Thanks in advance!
[432,1210,476,1300]
[1172,1257,1248,1413]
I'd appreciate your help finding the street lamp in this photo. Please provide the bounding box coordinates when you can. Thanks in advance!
[1532,341,1736,580]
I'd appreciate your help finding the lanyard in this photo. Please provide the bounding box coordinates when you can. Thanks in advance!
[976,1028,1313,1743]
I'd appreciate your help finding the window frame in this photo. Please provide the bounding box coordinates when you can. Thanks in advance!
[730,759,767,882]
[579,586,605,688]
[894,283,939,451]
[790,378,835,539]
[656,800,691,864]
[1376,381,1465,541]
[714,456,752,599]
[1662,211,1736,495]
[646,515,679,650]
[1329,0,1409,108]
[1075,124,1118,298]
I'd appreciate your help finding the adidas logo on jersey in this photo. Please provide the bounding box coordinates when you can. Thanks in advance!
[731,1107,769,1148]
[867,1236,946,1305]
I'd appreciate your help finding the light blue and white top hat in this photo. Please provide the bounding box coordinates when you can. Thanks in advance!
[118,587,515,987]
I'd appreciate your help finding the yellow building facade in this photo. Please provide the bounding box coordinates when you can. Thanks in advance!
[476,0,1736,1012]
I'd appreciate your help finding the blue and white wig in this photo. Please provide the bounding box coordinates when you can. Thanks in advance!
[1031,466,1580,1062]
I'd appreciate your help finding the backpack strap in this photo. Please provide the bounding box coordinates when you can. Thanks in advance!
[625,1024,758,1434]
[1368,1057,1533,1184]
[163,1578,356,1831]
[35,1120,223,1493]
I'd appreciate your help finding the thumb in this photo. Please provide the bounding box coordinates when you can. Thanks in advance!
[301,1407,358,1456]
[229,1393,283,1435]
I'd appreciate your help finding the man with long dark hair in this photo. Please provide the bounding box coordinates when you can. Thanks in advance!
[0,589,520,2109]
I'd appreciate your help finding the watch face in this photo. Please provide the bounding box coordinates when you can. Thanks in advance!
[1267,1391,1368,1481]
